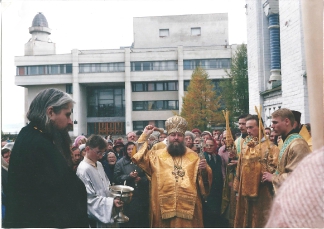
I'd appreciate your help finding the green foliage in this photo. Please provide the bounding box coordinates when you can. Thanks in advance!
[220,44,249,126]
[181,67,222,130]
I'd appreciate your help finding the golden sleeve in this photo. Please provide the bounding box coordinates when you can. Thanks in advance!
[267,144,280,174]
[233,154,242,192]
[132,132,153,176]
[197,164,212,199]
[272,139,310,192]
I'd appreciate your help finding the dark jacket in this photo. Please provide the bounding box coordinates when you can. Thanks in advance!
[203,152,223,214]
[5,122,88,228]
[114,156,149,228]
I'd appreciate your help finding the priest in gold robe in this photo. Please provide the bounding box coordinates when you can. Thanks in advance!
[262,108,311,192]
[234,115,279,228]
[132,115,212,228]
[234,114,251,155]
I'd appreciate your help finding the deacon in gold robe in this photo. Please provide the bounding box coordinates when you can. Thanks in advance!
[234,115,279,228]
[263,108,310,192]
[132,116,212,228]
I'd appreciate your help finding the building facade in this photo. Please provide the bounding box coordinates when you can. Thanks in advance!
[246,0,309,126]
[15,13,237,136]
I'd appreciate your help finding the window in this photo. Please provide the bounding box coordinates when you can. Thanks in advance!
[143,62,152,71]
[167,101,177,110]
[133,121,148,130]
[87,87,125,117]
[156,83,164,91]
[50,65,60,74]
[133,83,145,92]
[156,101,163,110]
[191,27,201,36]
[167,82,177,91]
[66,84,73,94]
[184,81,190,91]
[148,83,155,91]
[29,66,38,75]
[159,29,169,37]
[133,101,146,111]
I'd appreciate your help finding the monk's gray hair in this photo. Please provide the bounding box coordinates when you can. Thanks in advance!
[27,88,75,130]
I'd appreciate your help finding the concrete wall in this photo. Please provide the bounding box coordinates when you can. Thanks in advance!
[133,14,228,48]
[246,0,264,113]
[279,0,309,123]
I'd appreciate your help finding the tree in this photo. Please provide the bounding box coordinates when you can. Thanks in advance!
[181,67,222,130]
[219,44,249,125]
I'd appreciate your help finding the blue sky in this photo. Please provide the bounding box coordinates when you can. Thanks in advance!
[1,0,247,133]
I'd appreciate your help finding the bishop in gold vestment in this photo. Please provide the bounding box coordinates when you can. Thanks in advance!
[132,116,212,228]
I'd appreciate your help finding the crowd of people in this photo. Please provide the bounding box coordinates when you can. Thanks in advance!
[1,88,321,228]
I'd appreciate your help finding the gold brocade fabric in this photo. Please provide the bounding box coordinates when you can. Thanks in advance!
[221,162,237,227]
[234,139,279,228]
[299,125,312,151]
[132,133,212,228]
[272,138,311,193]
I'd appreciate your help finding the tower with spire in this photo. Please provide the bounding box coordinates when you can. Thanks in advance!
[25,12,56,56]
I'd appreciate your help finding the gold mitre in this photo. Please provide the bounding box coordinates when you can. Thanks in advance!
[165,115,188,135]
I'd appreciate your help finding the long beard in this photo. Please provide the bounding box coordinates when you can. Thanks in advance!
[45,121,73,167]
[167,141,186,157]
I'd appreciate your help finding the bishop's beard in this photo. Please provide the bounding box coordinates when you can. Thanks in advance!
[167,141,186,157]
[45,120,73,168]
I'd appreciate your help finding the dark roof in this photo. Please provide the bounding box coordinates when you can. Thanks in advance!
[32,12,48,27]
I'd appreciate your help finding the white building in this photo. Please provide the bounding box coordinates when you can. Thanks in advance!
[246,0,309,126]
[15,12,238,136]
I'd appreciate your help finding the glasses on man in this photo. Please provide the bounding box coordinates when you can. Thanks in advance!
[205,144,214,148]
[91,148,105,155]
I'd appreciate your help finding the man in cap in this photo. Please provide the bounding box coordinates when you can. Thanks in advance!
[106,139,114,152]
[113,139,125,161]
[291,110,312,151]
[132,115,212,227]
[191,128,202,138]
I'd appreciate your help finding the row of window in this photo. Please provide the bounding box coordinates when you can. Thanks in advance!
[132,80,221,92]
[17,64,72,76]
[79,63,125,73]
[17,59,230,75]
[132,81,178,92]
[159,27,201,37]
[65,80,220,95]
[133,120,166,130]
[184,59,231,70]
[133,100,178,111]
[131,61,177,71]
